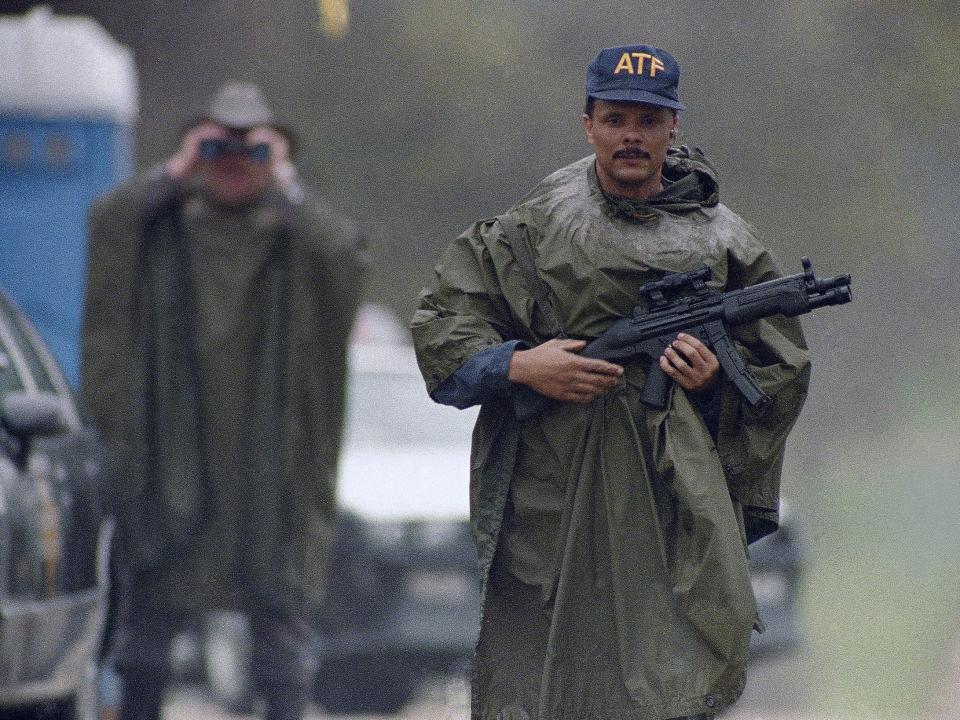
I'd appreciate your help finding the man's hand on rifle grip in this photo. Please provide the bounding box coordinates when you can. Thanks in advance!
[659,332,720,393]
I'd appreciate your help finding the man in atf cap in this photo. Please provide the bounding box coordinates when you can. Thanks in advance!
[412,44,809,719]
[83,80,366,720]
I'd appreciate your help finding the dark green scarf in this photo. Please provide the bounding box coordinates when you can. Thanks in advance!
[596,145,721,222]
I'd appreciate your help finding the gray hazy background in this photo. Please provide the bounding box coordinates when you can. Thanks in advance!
[10,1,960,717]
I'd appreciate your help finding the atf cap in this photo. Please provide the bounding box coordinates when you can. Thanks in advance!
[586,44,685,111]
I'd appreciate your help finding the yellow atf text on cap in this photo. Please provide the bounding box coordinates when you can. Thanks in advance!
[586,44,685,111]
[613,51,666,77]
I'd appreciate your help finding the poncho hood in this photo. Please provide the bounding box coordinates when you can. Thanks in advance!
[596,145,720,221]
[659,144,721,208]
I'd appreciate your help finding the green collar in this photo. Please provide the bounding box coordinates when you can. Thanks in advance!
[588,146,721,223]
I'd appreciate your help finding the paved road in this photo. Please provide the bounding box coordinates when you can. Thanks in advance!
[162,652,812,720]
[165,675,469,720]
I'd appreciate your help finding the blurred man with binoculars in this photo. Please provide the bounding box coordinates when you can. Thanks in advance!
[82,81,366,720]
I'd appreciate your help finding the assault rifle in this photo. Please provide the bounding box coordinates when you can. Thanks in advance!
[515,257,852,419]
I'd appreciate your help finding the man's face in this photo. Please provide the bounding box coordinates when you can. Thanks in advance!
[197,125,272,207]
[583,100,678,200]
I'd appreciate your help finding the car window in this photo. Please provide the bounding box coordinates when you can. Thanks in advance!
[0,341,26,396]
[0,292,56,394]
[345,369,477,447]
[0,301,31,396]
[0,292,79,425]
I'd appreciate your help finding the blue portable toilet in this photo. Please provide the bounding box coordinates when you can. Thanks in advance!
[0,6,137,387]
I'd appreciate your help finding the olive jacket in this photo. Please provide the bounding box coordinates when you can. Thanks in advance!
[82,172,365,611]
[412,149,810,719]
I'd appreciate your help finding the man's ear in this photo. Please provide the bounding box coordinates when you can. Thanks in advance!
[582,113,594,145]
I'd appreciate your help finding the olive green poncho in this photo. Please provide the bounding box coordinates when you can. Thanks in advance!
[82,173,365,612]
[412,149,810,720]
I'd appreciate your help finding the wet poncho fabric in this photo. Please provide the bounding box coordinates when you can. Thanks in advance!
[412,149,810,720]
[82,173,365,612]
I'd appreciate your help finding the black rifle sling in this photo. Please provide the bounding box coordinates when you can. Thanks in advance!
[497,215,567,339]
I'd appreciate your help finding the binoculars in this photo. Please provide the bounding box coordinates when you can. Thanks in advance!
[199,138,270,163]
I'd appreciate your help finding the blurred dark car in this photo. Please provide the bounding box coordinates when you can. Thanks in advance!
[199,338,805,716]
[746,502,805,657]
[0,290,110,719]
[310,343,480,714]
[311,511,478,715]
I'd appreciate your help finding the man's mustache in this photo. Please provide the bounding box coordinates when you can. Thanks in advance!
[613,148,650,159]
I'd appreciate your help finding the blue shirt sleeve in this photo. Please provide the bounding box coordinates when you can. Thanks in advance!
[430,340,525,409]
